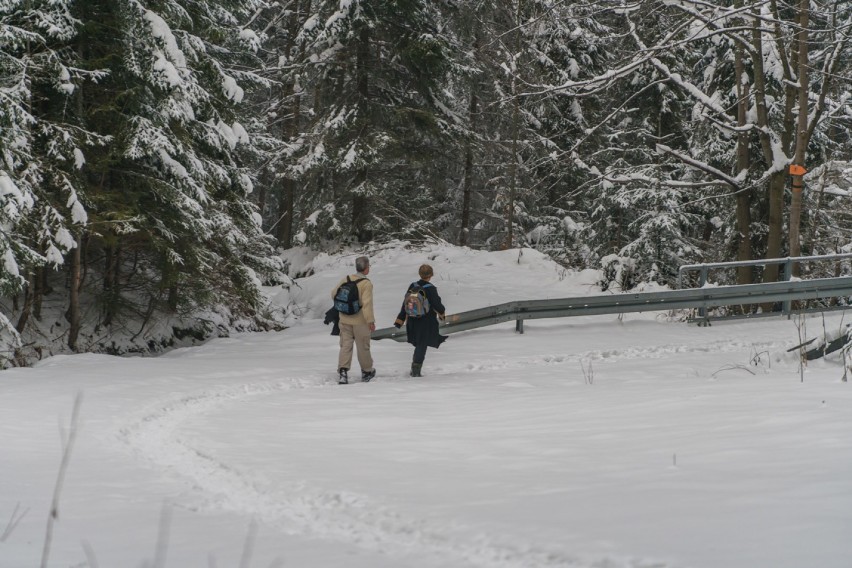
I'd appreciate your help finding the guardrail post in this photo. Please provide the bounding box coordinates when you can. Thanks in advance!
[782,258,793,317]
[515,318,524,334]
[698,267,708,320]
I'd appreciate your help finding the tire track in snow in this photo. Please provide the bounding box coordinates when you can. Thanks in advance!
[439,338,785,377]
[117,337,774,567]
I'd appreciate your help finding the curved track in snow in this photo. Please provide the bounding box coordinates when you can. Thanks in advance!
[116,337,788,568]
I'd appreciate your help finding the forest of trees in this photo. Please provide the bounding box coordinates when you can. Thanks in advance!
[1,0,851,366]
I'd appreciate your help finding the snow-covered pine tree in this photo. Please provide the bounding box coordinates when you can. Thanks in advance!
[1,0,284,365]
[75,0,283,324]
[279,0,454,245]
[441,0,610,252]
[0,0,105,363]
[579,7,705,286]
[569,0,852,285]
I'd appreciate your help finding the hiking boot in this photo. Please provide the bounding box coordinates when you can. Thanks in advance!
[338,368,349,384]
[410,363,422,377]
[362,369,376,382]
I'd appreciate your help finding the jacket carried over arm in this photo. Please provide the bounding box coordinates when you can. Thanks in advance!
[395,280,447,349]
[331,274,375,326]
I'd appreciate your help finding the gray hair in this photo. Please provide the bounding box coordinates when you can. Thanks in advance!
[355,256,370,273]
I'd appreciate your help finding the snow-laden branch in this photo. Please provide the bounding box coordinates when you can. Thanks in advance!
[807,10,852,141]
[656,144,742,189]
[627,18,732,120]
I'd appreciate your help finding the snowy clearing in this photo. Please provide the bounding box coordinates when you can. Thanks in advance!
[2,243,851,568]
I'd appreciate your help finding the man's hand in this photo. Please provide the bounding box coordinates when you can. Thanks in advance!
[369,323,376,332]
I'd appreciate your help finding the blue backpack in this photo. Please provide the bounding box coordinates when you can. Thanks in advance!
[334,277,362,315]
[404,282,432,318]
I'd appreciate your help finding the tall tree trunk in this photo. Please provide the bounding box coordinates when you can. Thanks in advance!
[103,238,120,326]
[764,172,786,282]
[275,0,308,249]
[15,273,35,333]
[788,0,810,273]
[278,75,301,248]
[277,178,295,247]
[751,11,785,283]
[68,233,83,351]
[168,284,178,313]
[352,168,369,242]
[504,0,523,250]
[733,22,752,284]
[352,24,370,241]
[459,50,479,247]
[33,267,45,321]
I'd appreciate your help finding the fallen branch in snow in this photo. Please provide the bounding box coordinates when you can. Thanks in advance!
[1,503,28,543]
[711,364,755,377]
[580,359,594,385]
[750,346,771,370]
[238,519,258,568]
[40,392,82,568]
[81,540,100,568]
[152,504,172,568]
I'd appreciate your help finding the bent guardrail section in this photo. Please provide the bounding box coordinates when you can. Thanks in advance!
[372,277,852,342]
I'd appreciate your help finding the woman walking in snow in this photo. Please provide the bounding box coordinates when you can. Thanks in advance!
[393,264,447,377]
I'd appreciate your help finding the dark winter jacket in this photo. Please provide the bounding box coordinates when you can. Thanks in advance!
[394,280,447,349]
[323,306,340,336]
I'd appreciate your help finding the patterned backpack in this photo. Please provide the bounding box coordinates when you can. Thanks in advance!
[404,282,432,318]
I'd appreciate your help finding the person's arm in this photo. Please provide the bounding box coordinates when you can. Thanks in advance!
[394,305,406,328]
[394,285,408,327]
[360,279,375,331]
[426,285,445,318]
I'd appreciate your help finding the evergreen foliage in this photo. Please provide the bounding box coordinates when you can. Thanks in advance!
[1,0,850,367]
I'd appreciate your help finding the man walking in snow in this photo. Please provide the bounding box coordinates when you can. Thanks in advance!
[332,256,376,384]
[394,264,447,377]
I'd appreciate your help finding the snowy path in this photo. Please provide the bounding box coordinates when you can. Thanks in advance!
[113,330,690,568]
[85,316,852,568]
[2,302,852,568]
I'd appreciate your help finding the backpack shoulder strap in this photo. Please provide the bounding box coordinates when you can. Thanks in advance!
[422,283,433,289]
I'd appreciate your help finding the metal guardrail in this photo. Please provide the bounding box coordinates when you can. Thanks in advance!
[677,253,852,289]
[372,276,852,341]
[677,253,852,317]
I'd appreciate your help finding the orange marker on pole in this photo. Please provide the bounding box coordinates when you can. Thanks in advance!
[789,164,807,177]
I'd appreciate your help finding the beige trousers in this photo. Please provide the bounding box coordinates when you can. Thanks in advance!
[338,323,373,372]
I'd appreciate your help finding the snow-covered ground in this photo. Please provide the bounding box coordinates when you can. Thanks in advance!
[2,243,851,568]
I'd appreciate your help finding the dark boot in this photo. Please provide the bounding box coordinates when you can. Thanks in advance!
[362,369,376,382]
[410,362,422,377]
[338,368,349,384]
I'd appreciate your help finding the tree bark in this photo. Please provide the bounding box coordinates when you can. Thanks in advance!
[15,273,34,333]
[733,17,752,284]
[277,178,295,247]
[459,47,479,247]
[275,0,308,249]
[68,233,83,351]
[33,267,45,321]
[751,12,784,283]
[764,172,786,282]
[352,24,371,241]
[103,238,119,326]
[504,0,523,250]
[788,0,810,273]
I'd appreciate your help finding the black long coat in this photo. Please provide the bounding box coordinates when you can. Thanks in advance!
[395,280,447,349]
